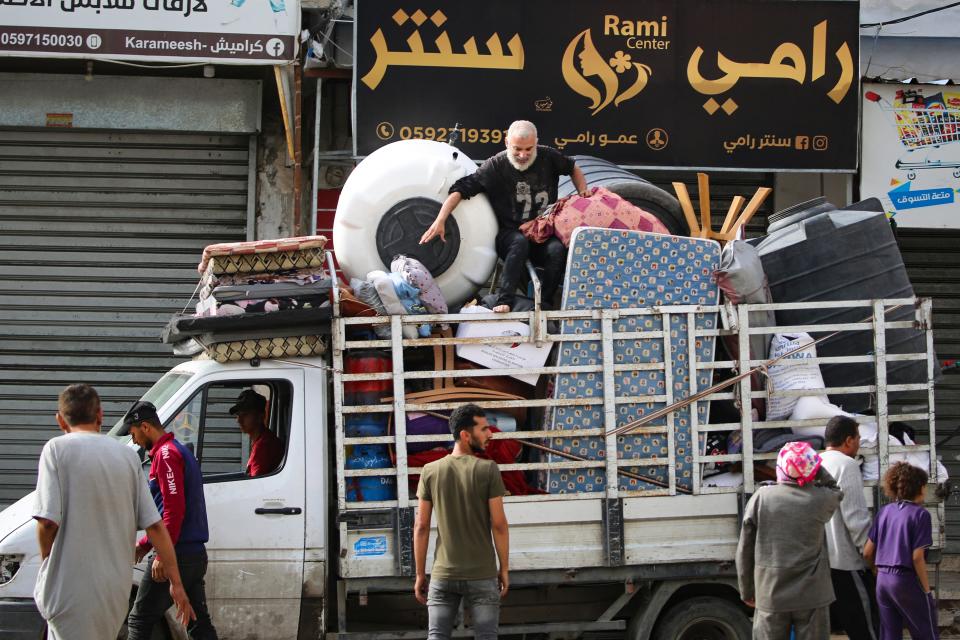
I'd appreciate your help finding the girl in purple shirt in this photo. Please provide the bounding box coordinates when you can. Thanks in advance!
[864,462,937,640]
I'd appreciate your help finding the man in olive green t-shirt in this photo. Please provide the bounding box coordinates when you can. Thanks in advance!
[414,404,510,640]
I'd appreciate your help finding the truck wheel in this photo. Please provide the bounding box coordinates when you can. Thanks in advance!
[652,596,751,640]
[333,139,498,307]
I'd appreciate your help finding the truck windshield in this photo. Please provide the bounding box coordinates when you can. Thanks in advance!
[107,371,194,440]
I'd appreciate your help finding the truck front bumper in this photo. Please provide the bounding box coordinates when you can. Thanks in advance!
[0,598,44,639]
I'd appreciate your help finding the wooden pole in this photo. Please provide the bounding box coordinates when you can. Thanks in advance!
[293,59,303,236]
[720,195,746,235]
[697,173,712,238]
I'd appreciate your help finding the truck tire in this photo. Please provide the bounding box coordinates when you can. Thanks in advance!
[557,155,689,236]
[652,596,751,640]
[333,139,498,307]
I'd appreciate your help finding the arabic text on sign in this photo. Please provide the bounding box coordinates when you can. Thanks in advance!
[553,131,639,149]
[687,20,853,115]
[722,134,829,153]
[361,8,524,90]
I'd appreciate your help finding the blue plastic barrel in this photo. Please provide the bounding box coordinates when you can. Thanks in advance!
[345,414,389,437]
[346,445,397,502]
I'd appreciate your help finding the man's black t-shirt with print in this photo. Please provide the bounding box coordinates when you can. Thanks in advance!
[450,146,575,231]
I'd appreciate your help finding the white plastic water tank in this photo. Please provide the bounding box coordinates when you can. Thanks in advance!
[333,140,498,307]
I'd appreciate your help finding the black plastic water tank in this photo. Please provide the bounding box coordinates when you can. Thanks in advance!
[557,156,688,235]
[766,197,886,233]
[754,208,932,413]
[766,197,837,233]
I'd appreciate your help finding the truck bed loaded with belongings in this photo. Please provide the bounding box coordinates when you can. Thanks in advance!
[161,140,947,577]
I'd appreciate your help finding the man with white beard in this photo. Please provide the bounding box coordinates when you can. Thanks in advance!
[420,120,588,311]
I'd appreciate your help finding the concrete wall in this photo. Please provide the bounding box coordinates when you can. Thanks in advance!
[773,172,854,211]
[255,104,312,240]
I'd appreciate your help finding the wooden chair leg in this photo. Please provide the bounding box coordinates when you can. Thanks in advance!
[672,182,701,238]
[697,173,712,239]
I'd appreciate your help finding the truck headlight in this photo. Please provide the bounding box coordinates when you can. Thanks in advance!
[0,554,23,585]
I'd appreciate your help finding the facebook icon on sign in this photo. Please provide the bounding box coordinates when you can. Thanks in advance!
[266,38,285,57]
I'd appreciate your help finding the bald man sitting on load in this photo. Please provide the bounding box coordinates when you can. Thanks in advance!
[419,120,588,312]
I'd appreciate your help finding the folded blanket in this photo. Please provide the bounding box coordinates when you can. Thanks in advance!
[350,278,391,339]
[370,271,419,339]
[391,255,447,315]
[212,279,331,302]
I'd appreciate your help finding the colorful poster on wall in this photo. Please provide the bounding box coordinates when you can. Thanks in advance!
[861,83,960,228]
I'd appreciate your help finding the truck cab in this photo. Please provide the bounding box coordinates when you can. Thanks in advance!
[0,358,330,640]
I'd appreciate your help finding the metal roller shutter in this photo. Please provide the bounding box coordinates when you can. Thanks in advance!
[897,229,960,551]
[0,129,251,508]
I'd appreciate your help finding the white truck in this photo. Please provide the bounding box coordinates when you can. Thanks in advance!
[0,262,944,639]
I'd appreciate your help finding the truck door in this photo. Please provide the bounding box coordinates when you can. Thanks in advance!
[161,368,305,639]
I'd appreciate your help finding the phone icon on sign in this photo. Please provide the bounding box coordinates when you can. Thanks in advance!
[376,122,395,140]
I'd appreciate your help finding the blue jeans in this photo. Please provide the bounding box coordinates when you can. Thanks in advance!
[427,577,500,640]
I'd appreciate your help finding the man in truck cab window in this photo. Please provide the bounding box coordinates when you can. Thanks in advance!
[413,403,510,640]
[120,400,218,640]
[230,389,283,477]
[419,120,589,312]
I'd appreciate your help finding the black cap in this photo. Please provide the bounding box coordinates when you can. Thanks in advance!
[117,401,159,436]
[229,389,267,416]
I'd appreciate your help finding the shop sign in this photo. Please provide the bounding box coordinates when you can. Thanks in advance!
[861,83,960,228]
[354,0,859,171]
[0,0,299,63]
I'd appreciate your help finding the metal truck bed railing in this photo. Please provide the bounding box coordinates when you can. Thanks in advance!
[327,256,938,511]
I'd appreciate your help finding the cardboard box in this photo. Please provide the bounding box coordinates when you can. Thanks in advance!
[454,307,552,385]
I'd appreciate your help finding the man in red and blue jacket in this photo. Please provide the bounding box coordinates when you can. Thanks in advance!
[121,401,218,640]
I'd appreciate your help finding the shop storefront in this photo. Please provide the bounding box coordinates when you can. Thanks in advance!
[0,0,298,507]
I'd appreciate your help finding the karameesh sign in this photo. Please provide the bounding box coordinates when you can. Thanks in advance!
[354,1,859,171]
[0,0,299,63]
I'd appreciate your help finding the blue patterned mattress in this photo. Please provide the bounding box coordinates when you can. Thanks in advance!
[537,228,720,494]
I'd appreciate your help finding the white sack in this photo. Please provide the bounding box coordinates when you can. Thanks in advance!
[767,333,829,420]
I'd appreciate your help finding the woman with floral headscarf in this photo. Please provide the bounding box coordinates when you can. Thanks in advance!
[736,441,844,639]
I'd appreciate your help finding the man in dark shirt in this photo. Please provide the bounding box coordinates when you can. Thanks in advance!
[121,401,218,640]
[230,389,284,477]
[420,120,588,310]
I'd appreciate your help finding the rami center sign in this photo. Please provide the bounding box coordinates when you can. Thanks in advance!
[0,0,299,63]
[354,0,860,170]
